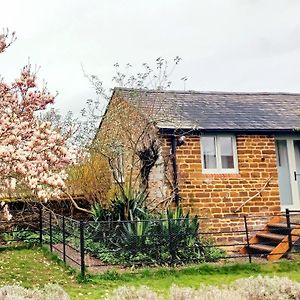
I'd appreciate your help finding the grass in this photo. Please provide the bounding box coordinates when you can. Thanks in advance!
[1,247,300,299]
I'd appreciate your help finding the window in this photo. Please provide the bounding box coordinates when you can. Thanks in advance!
[114,146,125,183]
[201,135,238,174]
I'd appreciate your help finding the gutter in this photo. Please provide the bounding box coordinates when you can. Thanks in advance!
[159,128,299,135]
[171,135,180,206]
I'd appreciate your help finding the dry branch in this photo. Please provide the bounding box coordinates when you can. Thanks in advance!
[234,177,273,213]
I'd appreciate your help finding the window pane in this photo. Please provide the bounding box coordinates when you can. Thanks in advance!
[275,140,292,205]
[219,137,234,169]
[114,146,125,183]
[117,152,124,182]
[202,136,217,169]
[293,140,300,205]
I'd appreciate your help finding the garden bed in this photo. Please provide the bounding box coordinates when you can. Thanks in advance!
[51,243,126,273]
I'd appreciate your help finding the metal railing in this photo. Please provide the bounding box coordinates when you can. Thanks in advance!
[2,206,300,278]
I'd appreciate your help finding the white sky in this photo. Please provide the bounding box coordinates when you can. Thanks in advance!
[1,0,300,115]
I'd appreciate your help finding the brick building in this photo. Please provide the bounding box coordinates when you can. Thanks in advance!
[97,88,300,241]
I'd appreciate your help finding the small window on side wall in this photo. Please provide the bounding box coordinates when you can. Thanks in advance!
[201,135,238,174]
[114,146,125,183]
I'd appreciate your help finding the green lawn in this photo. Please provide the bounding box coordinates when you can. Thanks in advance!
[1,247,300,299]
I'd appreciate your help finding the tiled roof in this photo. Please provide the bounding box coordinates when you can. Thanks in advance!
[114,88,300,132]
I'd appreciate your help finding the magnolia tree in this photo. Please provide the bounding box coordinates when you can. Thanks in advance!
[0,30,74,219]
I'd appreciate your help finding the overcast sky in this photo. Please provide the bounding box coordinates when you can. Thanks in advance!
[1,0,300,115]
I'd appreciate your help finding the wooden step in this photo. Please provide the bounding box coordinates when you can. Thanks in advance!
[249,244,275,252]
[240,216,283,255]
[240,215,300,261]
[256,232,285,241]
[268,228,300,261]
[267,223,291,229]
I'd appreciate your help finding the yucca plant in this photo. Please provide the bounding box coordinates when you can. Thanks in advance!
[88,203,206,266]
[110,185,148,221]
[88,186,149,250]
[150,207,203,264]
[91,202,112,221]
[118,218,150,254]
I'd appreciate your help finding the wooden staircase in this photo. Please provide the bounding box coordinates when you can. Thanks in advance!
[240,215,300,261]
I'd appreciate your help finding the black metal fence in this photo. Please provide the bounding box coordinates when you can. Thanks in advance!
[0,205,40,246]
[1,207,300,278]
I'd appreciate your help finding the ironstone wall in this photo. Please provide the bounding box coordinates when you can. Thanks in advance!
[149,134,281,244]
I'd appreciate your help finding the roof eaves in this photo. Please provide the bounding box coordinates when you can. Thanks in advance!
[92,88,117,144]
[159,127,299,135]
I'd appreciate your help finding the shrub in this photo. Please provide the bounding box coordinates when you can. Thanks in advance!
[98,207,205,266]
[87,186,223,266]
[67,152,112,204]
[105,276,300,300]
[171,275,300,299]
[1,227,39,246]
[169,285,241,300]
[0,284,69,300]
[86,205,218,266]
[232,275,300,300]
[104,286,162,300]
[85,240,125,265]
[203,246,226,262]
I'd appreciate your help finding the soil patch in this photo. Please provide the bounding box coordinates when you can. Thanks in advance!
[51,243,125,273]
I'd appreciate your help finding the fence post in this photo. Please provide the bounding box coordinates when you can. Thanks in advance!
[49,211,53,252]
[39,206,43,245]
[243,216,252,263]
[79,221,85,278]
[286,208,293,251]
[62,215,66,264]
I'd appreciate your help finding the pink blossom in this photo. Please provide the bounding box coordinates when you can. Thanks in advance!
[0,31,74,203]
[3,204,12,221]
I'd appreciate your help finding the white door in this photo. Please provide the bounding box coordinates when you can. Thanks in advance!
[276,137,300,210]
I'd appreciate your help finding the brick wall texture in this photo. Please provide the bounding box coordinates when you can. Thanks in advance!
[151,134,282,246]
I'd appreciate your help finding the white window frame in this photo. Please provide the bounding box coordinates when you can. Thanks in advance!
[201,134,239,174]
[114,146,125,183]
